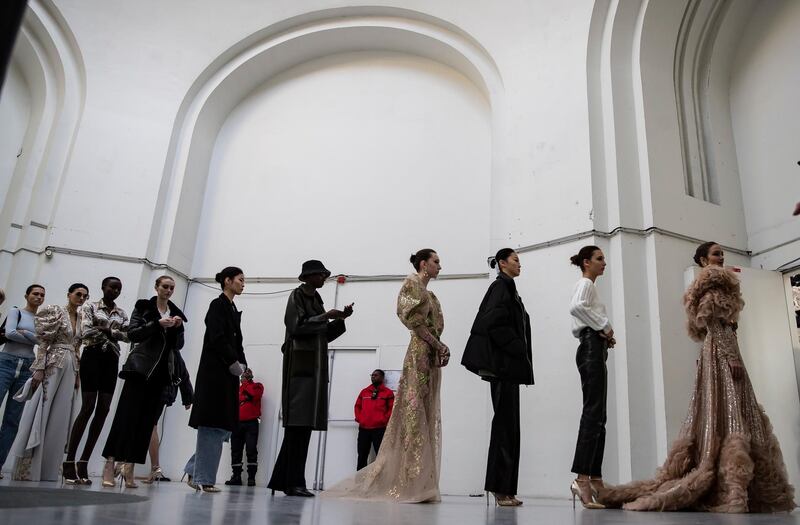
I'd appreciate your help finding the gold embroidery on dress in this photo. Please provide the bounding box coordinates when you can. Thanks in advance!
[324,274,443,502]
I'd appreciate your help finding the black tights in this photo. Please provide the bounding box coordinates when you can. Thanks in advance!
[66,391,114,461]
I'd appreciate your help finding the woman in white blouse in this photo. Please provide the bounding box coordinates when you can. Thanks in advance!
[568,245,615,509]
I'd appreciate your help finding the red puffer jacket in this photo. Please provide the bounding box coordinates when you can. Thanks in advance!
[239,381,263,422]
[354,384,394,429]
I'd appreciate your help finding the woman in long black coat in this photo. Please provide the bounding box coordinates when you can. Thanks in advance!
[461,248,534,506]
[102,275,187,488]
[183,266,247,493]
[267,259,353,497]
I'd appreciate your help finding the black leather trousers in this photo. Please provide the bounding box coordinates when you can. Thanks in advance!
[485,380,520,495]
[571,328,608,477]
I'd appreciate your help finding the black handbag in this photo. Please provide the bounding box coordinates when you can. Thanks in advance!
[118,341,161,380]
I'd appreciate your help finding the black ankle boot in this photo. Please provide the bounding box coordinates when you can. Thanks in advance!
[247,477,256,487]
[76,460,92,485]
[62,461,79,484]
[225,473,242,486]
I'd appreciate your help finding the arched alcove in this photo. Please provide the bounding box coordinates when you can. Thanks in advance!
[0,62,31,206]
[192,50,491,277]
[0,0,85,299]
[146,9,504,277]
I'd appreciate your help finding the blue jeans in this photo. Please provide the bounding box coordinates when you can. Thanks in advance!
[184,426,231,485]
[0,353,33,468]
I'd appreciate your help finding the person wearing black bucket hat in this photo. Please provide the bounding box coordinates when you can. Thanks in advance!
[267,260,353,497]
[298,260,331,280]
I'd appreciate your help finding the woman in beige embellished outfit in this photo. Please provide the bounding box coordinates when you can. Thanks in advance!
[11,283,88,481]
[325,249,449,503]
[599,242,795,513]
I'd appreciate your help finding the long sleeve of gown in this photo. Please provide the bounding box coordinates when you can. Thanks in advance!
[397,277,440,350]
[31,305,62,371]
[684,266,745,343]
[397,277,429,329]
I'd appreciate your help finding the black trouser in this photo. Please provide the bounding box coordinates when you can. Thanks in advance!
[356,427,386,470]
[267,426,312,491]
[571,328,608,477]
[485,380,520,495]
[231,419,259,478]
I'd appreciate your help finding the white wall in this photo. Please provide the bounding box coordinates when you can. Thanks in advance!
[730,0,800,266]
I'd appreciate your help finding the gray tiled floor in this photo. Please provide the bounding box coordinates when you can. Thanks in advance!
[0,478,798,525]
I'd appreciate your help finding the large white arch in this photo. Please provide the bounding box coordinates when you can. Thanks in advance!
[0,0,86,299]
[146,7,505,276]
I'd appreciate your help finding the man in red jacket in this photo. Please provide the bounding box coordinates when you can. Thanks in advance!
[354,369,394,470]
[226,368,263,486]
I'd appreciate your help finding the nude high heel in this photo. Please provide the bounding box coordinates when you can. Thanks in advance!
[121,463,138,489]
[181,472,199,490]
[570,479,605,509]
[142,466,165,485]
[491,492,522,507]
[101,460,118,488]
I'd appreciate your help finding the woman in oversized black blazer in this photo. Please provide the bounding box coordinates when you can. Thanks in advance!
[183,266,247,493]
[462,248,533,506]
[102,275,187,488]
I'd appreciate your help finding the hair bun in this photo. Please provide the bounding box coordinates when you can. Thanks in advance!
[214,272,223,284]
[409,253,417,264]
[569,254,581,266]
[489,257,497,269]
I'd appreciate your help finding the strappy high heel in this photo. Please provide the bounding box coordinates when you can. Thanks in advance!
[181,472,199,490]
[142,466,165,485]
[120,463,138,489]
[490,492,522,507]
[570,479,605,509]
[101,460,118,488]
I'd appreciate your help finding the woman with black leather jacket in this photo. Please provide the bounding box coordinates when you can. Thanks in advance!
[462,248,534,507]
[101,275,187,488]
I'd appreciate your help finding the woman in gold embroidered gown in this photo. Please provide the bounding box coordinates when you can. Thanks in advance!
[324,249,449,503]
[599,242,795,512]
[11,283,88,481]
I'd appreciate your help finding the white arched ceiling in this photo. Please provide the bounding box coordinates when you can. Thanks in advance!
[146,8,504,276]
